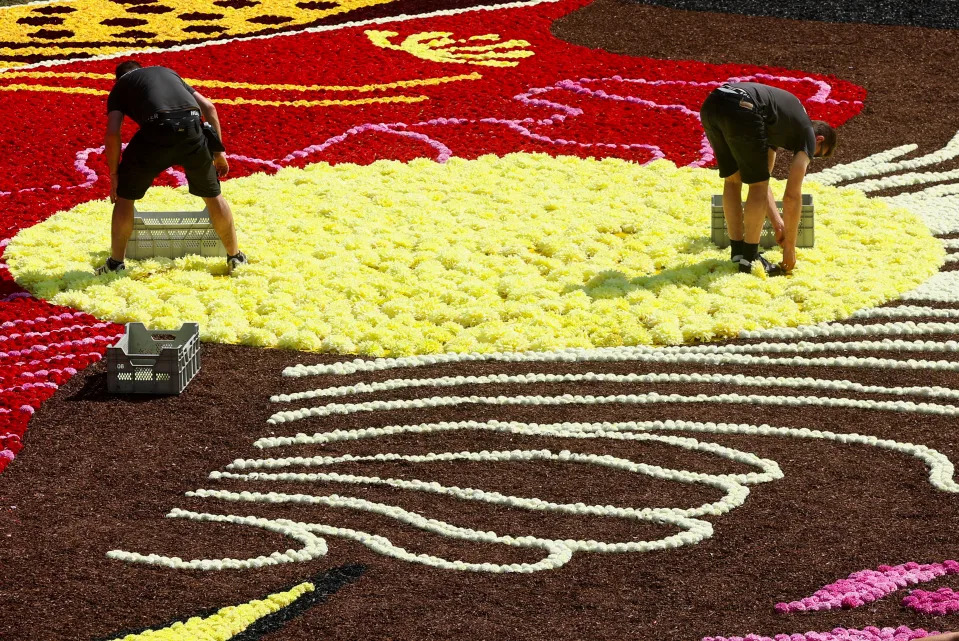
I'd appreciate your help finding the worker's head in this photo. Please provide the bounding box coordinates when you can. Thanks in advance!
[114,60,142,81]
[812,121,837,158]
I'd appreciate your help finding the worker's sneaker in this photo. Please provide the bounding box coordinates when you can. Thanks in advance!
[94,257,125,276]
[227,250,248,271]
[738,253,786,277]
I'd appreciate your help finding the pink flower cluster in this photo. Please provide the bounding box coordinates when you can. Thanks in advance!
[776,562,959,613]
[904,588,959,616]
[702,626,940,641]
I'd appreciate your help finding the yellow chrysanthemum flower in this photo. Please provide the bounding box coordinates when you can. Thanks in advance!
[6,154,943,356]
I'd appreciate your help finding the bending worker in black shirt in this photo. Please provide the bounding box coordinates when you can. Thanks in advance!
[699,82,836,276]
[96,60,247,275]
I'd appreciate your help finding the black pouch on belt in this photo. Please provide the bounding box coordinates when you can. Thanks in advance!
[202,122,226,153]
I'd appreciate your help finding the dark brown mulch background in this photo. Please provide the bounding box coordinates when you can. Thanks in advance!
[624,0,959,30]
[4,342,959,641]
[3,2,959,641]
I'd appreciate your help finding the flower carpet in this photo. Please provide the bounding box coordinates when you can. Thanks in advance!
[1,0,959,640]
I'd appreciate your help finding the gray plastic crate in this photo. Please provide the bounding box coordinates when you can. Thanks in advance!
[711,194,814,248]
[127,208,226,260]
[107,322,200,395]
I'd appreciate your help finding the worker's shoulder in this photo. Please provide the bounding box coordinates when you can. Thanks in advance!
[126,65,182,81]
[142,65,182,78]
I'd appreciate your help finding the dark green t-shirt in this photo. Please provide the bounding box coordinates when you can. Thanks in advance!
[730,82,816,158]
[106,66,198,126]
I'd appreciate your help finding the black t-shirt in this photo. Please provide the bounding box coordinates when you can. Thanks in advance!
[106,66,198,126]
[730,82,816,158]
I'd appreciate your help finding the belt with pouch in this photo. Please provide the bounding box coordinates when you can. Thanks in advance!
[716,84,756,110]
[144,109,201,133]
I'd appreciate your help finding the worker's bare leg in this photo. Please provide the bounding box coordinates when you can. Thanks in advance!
[722,172,745,243]
[743,180,768,246]
[202,194,239,256]
[110,197,135,262]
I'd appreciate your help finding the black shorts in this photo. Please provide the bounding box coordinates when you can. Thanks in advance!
[116,112,221,201]
[699,86,770,185]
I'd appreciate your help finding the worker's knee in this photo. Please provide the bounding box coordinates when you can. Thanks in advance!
[202,194,230,214]
[723,172,743,186]
[745,181,768,198]
[112,198,135,218]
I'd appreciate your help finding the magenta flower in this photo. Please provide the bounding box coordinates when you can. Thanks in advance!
[776,561,959,614]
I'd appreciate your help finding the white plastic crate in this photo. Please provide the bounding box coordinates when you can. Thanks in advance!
[711,194,814,249]
[127,207,226,260]
[107,322,200,395]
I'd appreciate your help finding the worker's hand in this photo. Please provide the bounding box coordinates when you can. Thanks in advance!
[774,223,786,247]
[109,172,118,204]
[213,152,229,178]
[781,246,796,273]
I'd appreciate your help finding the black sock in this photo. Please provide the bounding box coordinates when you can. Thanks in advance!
[742,242,759,262]
[730,239,744,260]
[107,257,124,269]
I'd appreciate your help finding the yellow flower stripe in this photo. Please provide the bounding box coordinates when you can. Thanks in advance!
[0,0,396,60]
[107,581,313,641]
[0,83,428,107]
[214,95,428,107]
[7,154,943,356]
[0,83,105,96]
[0,70,484,93]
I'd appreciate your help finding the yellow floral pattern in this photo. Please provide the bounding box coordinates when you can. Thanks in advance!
[0,0,394,64]
[108,581,313,641]
[6,154,943,356]
[0,69,483,108]
[365,30,534,66]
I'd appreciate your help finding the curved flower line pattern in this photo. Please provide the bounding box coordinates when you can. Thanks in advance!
[108,412,959,572]
[263,391,959,419]
[0,144,209,197]
[0,73,861,198]
[286,72,859,167]
[905,588,959,616]
[811,131,959,236]
[106,416,956,571]
[270,371,959,403]
[534,72,862,168]
[106,304,959,572]
[702,625,943,641]
[777,561,959,613]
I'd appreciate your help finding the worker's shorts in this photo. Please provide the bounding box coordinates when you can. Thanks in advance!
[700,85,770,185]
[116,111,221,201]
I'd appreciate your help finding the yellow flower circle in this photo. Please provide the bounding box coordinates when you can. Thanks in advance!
[6,154,943,356]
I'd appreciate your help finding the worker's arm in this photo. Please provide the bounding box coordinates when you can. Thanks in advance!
[104,110,124,204]
[194,91,223,142]
[193,91,228,178]
[780,151,811,272]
